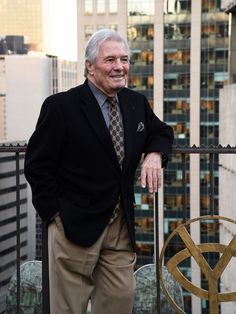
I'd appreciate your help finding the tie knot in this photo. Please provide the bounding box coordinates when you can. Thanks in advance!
[107,97,116,108]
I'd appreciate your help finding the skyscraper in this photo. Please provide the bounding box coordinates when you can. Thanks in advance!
[77,1,229,312]
[0,0,43,52]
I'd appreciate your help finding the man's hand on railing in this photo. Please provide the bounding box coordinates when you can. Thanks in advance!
[140,152,162,193]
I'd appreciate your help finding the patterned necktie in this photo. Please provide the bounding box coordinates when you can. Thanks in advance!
[108,97,125,167]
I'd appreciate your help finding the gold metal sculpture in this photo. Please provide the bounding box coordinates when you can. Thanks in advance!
[159,215,236,314]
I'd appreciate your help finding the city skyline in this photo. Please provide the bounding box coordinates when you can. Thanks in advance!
[0,0,77,60]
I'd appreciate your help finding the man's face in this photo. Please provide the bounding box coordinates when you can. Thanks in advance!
[86,40,129,96]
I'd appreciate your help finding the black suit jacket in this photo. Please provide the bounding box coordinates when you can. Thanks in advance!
[24,80,174,250]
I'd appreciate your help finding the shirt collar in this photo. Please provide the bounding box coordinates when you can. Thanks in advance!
[88,80,118,108]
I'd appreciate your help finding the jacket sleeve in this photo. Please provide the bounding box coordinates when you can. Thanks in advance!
[144,97,174,167]
[24,95,66,221]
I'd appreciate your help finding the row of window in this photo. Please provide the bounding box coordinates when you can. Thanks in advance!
[128,75,154,90]
[164,75,227,91]
[164,100,219,114]
[164,193,218,212]
[84,0,118,15]
[85,24,118,39]
[128,25,154,41]
[165,49,228,66]
[127,33,227,66]
[164,22,228,41]
[172,124,219,139]
[131,50,153,65]
[164,0,223,15]
[84,0,224,16]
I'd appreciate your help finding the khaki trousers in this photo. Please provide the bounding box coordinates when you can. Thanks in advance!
[48,210,136,314]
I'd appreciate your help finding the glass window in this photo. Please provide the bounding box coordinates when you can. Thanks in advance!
[97,24,106,30]
[164,23,191,40]
[164,100,190,114]
[109,0,117,13]
[84,25,94,40]
[164,0,191,14]
[128,75,142,89]
[147,76,154,89]
[172,122,190,139]
[128,24,154,42]
[176,50,190,64]
[202,0,218,12]
[135,217,154,232]
[127,26,138,41]
[128,0,154,16]
[97,0,105,14]
[165,218,183,234]
[109,24,118,31]
[136,243,154,257]
[85,0,93,15]
[201,100,214,113]
[214,72,228,82]
[216,49,228,64]
[201,74,214,89]
[164,73,190,90]
[200,125,219,141]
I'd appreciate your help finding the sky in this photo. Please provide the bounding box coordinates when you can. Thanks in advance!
[43,0,77,61]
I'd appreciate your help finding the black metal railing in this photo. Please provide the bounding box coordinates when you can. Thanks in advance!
[0,144,27,314]
[1,143,236,314]
[0,143,50,314]
[155,144,236,314]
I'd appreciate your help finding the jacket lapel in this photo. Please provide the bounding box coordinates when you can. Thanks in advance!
[77,81,121,170]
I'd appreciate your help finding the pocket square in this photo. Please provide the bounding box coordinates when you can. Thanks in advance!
[136,122,145,132]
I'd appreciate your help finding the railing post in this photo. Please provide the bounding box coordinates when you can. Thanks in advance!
[15,152,21,314]
[182,153,187,221]
[154,191,161,314]
[209,153,215,215]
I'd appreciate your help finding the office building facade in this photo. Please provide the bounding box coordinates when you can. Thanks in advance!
[219,2,236,313]
[219,83,236,314]
[0,149,27,314]
[77,1,229,312]
[0,0,43,52]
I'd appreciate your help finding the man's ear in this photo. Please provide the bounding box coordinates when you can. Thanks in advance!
[86,60,94,76]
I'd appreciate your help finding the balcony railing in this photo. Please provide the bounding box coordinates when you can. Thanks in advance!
[1,143,236,314]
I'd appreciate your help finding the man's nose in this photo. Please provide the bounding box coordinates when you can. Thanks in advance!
[114,59,123,67]
[113,58,128,69]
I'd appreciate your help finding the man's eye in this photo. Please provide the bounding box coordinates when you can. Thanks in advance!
[106,58,115,63]
[121,57,129,63]
[104,57,129,64]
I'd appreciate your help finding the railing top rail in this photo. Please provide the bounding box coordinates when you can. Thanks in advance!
[172,144,236,154]
[0,143,27,153]
[1,143,236,154]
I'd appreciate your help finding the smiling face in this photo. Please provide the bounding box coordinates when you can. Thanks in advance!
[86,39,130,97]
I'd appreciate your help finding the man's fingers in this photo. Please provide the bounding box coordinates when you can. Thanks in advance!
[141,152,162,192]
[146,168,153,192]
[141,166,161,193]
[140,166,147,188]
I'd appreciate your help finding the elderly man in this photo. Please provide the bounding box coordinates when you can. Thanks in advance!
[24,29,174,314]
